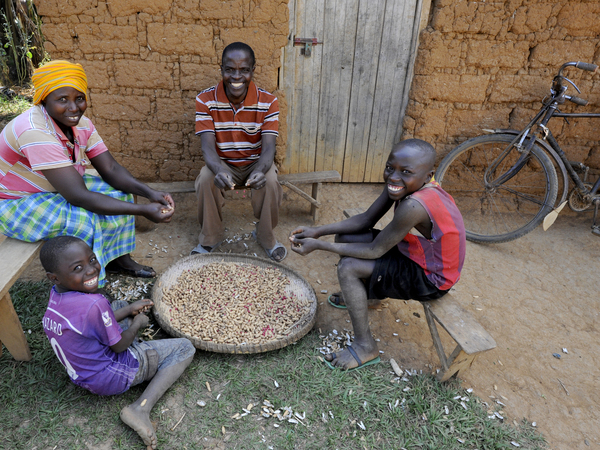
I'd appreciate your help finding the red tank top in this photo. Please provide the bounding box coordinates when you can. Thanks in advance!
[397,182,466,290]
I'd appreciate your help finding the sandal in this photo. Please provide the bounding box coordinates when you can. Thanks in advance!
[251,229,287,262]
[324,346,381,371]
[190,241,223,255]
[327,292,382,310]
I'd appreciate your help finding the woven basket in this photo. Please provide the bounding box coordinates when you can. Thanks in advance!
[151,253,317,354]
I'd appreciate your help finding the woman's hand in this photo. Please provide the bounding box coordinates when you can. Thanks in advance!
[147,190,175,209]
[129,299,154,316]
[142,202,175,223]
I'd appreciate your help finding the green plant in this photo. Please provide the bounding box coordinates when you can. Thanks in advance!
[0,0,47,86]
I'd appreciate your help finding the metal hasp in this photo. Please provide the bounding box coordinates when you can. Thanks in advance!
[293,37,322,57]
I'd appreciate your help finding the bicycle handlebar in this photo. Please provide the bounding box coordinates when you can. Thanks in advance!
[567,95,589,106]
[575,62,598,72]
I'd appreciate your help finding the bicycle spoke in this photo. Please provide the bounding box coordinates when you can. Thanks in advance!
[436,134,557,243]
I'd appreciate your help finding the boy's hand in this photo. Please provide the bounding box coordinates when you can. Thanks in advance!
[130,299,154,316]
[133,312,150,328]
[289,236,319,255]
[289,226,319,240]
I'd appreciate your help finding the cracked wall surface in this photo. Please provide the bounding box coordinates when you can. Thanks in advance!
[34,0,289,182]
[403,0,600,170]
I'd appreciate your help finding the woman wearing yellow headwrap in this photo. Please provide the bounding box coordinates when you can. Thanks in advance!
[0,60,175,283]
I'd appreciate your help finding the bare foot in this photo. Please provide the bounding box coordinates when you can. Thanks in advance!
[325,343,380,370]
[107,254,156,278]
[120,404,157,449]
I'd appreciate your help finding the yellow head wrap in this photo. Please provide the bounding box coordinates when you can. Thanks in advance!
[32,60,88,105]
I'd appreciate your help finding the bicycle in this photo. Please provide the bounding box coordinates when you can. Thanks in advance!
[435,61,600,243]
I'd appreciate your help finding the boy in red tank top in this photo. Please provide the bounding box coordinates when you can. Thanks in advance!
[289,139,466,370]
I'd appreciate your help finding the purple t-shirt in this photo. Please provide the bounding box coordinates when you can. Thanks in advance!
[42,287,139,395]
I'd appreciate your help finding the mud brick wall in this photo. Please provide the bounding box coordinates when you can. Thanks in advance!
[34,0,288,181]
[404,0,600,170]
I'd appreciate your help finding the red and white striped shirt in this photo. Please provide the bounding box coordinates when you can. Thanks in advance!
[0,105,107,199]
[195,81,279,167]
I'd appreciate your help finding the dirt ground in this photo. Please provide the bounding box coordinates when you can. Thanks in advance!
[13,182,600,450]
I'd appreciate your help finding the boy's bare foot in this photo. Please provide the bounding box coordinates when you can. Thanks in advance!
[324,343,380,370]
[327,292,382,309]
[120,404,158,449]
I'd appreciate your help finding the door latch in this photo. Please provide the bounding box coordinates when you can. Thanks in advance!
[293,37,322,57]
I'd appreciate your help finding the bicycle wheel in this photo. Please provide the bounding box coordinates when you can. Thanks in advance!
[435,133,558,243]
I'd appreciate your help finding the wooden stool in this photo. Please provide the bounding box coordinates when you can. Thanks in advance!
[0,237,43,361]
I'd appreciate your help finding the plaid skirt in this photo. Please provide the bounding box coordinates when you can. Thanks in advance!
[0,175,136,286]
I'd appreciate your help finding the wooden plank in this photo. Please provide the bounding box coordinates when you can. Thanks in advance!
[310,182,321,221]
[279,170,341,184]
[343,207,364,219]
[0,292,32,361]
[0,237,43,300]
[314,1,357,175]
[437,348,476,382]
[146,180,195,193]
[280,181,321,207]
[365,0,421,182]
[285,0,325,174]
[423,295,497,354]
[146,171,341,194]
[342,0,386,182]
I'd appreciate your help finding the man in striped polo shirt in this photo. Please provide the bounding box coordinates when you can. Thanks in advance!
[192,42,286,261]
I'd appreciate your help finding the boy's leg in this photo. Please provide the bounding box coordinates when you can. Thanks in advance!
[326,257,380,370]
[121,339,195,449]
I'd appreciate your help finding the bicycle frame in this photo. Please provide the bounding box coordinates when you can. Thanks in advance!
[483,62,600,201]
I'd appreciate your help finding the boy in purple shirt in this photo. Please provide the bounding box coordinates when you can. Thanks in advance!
[41,236,195,450]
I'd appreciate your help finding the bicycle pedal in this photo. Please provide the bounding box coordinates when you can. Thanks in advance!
[592,226,600,237]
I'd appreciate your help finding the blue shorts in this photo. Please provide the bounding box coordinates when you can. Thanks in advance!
[111,301,196,385]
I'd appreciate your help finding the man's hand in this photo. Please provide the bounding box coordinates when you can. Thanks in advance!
[246,170,266,189]
[214,170,236,190]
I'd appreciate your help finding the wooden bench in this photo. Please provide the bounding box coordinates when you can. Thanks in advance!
[342,208,496,381]
[146,170,341,222]
[0,237,43,361]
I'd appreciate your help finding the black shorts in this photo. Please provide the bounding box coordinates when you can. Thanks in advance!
[367,243,448,302]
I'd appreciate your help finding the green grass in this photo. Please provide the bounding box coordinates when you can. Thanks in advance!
[0,93,32,128]
[0,280,548,450]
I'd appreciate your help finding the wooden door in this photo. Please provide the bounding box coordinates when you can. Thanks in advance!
[283,0,423,182]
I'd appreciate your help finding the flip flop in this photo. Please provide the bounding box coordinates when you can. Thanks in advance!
[265,241,287,262]
[252,230,287,262]
[328,293,347,309]
[190,241,223,255]
[323,346,381,371]
[327,293,382,310]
